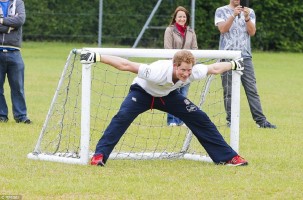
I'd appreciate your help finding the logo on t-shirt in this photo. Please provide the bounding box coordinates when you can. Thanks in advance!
[143,68,151,78]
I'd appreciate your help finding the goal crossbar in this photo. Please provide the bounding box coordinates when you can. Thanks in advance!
[81,48,241,59]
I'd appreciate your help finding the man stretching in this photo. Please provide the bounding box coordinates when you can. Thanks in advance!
[80,49,248,167]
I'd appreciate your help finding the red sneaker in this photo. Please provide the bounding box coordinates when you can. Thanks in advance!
[225,155,248,166]
[91,154,105,166]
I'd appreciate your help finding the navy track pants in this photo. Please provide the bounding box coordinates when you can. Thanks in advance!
[94,84,237,164]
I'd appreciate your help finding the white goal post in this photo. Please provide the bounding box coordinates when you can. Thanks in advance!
[27,48,242,165]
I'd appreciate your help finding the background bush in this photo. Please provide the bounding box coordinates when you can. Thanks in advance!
[23,0,303,52]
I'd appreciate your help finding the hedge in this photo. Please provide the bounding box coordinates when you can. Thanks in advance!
[23,0,303,52]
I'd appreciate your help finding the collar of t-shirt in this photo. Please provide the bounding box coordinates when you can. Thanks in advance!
[0,0,9,17]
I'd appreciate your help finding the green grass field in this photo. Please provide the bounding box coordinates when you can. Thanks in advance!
[1,42,302,200]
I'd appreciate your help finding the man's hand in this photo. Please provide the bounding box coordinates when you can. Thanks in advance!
[230,58,244,71]
[243,7,250,18]
[233,5,242,18]
[80,50,101,64]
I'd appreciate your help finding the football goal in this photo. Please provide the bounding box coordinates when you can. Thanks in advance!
[27,48,242,165]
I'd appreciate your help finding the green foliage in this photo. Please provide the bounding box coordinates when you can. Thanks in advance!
[22,0,303,51]
[195,0,225,49]
[251,0,303,51]
[24,0,100,42]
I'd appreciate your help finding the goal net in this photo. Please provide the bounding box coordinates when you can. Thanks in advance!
[27,48,242,165]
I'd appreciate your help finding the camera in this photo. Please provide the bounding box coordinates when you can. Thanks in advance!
[240,0,249,8]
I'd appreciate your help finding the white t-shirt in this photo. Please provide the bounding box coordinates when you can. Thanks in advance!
[215,5,256,58]
[133,60,208,97]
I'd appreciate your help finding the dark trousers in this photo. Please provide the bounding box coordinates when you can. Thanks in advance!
[167,83,190,125]
[221,58,266,123]
[0,50,28,121]
[94,84,237,164]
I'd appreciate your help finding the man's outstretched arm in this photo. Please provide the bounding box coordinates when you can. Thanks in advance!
[206,58,244,75]
[101,55,141,74]
[80,50,141,74]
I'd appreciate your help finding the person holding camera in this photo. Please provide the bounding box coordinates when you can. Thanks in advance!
[214,0,276,129]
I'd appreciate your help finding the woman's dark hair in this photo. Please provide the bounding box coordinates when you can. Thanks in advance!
[169,6,190,26]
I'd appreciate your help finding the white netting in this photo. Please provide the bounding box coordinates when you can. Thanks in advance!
[28,48,241,165]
